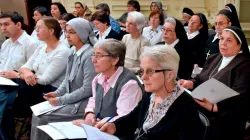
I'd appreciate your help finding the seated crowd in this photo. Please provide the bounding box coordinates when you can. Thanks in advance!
[0,1,249,140]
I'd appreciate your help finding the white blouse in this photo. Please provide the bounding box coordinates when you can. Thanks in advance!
[22,43,72,87]
[142,25,163,45]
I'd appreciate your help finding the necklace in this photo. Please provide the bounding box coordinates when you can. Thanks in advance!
[208,58,222,79]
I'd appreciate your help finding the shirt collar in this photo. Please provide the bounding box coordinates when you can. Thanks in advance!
[97,66,124,88]
[73,44,91,56]
[165,39,179,48]
[12,31,27,45]
[187,30,200,40]
[97,26,112,38]
[212,33,219,43]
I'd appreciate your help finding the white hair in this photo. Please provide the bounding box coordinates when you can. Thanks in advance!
[164,17,176,25]
[128,11,146,32]
[140,45,180,77]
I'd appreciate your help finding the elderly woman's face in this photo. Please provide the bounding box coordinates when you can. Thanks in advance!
[188,15,202,33]
[219,30,241,57]
[162,22,177,44]
[182,13,191,23]
[126,16,138,33]
[92,48,117,73]
[215,15,231,35]
[65,25,81,46]
[140,56,166,93]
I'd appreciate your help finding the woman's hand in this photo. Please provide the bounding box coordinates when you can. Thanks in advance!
[48,97,58,106]
[96,122,116,135]
[0,70,18,79]
[72,119,85,126]
[23,70,37,86]
[84,113,96,126]
[43,92,57,100]
[195,98,218,112]
[178,79,194,89]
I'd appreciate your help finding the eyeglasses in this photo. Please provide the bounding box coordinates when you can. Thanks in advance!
[138,69,171,77]
[161,28,175,33]
[214,22,229,27]
[91,53,110,59]
[65,30,77,34]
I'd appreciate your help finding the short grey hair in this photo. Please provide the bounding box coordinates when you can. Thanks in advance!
[94,39,126,67]
[164,17,176,25]
[140,45,180,77]
[128,11,146,32]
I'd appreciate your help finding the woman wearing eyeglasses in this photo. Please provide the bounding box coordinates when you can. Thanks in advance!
[96,45,203,140]
[31,18,97,140]
[72,39,142,129]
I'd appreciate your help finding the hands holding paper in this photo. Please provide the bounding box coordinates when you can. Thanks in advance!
[73,113,98,126]
[43,92,58,106]
[195,98,218,112]
[0,70,18,79]
[96,122,116,135]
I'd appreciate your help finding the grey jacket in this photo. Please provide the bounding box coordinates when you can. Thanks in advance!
[55,45,97,114]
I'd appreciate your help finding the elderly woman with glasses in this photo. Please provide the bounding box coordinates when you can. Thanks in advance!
[96,45,203,140]
[122,11,150,73]
[72,39,143,128]
[179,26,250,140]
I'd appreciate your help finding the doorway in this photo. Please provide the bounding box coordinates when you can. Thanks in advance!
[25,0,52,30]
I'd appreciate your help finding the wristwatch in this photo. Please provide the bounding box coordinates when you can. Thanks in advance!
[17,72,21,78]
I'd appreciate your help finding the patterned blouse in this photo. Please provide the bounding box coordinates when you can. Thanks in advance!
[143,84,183,132]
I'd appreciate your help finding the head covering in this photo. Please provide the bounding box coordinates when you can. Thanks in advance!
[173,18,188,44]
[195,13,208,39]
[225,3,241,29]
[224,26,249,54]
[151,0,167,19]
[66,18,97,45]
[217,9,241,29]
[182,7,194,17]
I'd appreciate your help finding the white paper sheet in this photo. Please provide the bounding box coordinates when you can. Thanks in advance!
[81,124,119,140]
[191,66,203,78]
[31,101,65,116]
[0,76,18,86]
[49,122,87,139]
[37,125,66,140]
[190,78,239,104]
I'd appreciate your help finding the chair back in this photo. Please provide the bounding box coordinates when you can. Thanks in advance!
[199,111,210,140]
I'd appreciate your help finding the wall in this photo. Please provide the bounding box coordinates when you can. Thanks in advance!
[0,0,28,24]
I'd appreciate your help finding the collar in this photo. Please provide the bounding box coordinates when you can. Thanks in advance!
[73,44,91,56]
[187,30,199,40]
[151,25,162,32]
[12,31,27,45]
[97,26,112,38]
[97,66,124,88]
[212,33,219,42]
[165,39,179,48]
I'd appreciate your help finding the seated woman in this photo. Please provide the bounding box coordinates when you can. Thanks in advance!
[179,26,250,140]
[58,13,76,47]
[182,7,194,31]
[150,0,167,19]
[92,11,121,41]
[201,9,240,67]
[122,11,150,72]
[72,39,143,127]
[30,18,97,140]
[31,6,50,46]
[117,0,140,27]
[142,11,164,45]
[15,17,71,117]
[187,13,208,66]
[158,17,193,79]
[97,45,203,140]
[74,2,92,21]
[50,2,67,20]
[225,3,241,29]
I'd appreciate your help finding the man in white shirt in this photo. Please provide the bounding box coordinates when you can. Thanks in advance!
[0,11,37,139]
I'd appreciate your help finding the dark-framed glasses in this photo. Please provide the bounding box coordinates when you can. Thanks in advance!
[91,53,110,59]
[138,68,171,77]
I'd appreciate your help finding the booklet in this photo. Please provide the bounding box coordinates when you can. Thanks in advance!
[31,101,65,116]
[37,122,119,140]
[0,76,18,86]
[187,78,239,104]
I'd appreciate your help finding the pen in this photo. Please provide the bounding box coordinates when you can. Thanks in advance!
[100,116,114,128]
[96,113,100,120]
